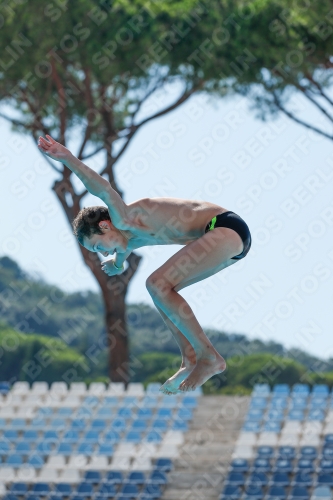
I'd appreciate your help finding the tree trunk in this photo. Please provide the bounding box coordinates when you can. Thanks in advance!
[52,178,142,386]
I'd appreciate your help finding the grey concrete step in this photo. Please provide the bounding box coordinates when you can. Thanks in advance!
[161,395,250,500]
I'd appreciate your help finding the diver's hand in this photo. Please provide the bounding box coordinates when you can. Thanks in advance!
[101,258,124,276]
[37,135,72,162]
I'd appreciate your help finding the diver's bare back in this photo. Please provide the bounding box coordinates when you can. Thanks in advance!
[124,197,228,249]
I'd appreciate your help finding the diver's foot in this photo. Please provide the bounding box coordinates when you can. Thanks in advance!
[178,354,226,392]
[159,362,196,395]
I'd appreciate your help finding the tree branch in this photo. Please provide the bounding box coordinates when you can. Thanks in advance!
[50,59,67,144]
[81,145,105,161]
[272,92,333,141]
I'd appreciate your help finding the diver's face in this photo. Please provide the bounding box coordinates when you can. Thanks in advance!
[83,220,124,257]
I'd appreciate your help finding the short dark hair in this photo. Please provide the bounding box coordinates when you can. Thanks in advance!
[72,206,111,245]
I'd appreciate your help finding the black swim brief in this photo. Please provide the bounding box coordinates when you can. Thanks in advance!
[204,211,252,260]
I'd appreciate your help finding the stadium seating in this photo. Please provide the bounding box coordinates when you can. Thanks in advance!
[220,383,333,500]
[0,381,201,498]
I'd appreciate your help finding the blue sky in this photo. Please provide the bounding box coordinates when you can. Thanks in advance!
[1,84,333,360]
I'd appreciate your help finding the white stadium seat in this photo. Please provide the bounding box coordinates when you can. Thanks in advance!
[69,382,87,395]
[0,467,15,484]
[126,383,145,397]
[16,466,37,482]
[37,468,59,482]
[136,443,157,459]
[109,456,131,470]
[131,457,152,470]
[85,455,109,470]
[45,455,66,469]
[232,446,255,460]
[236,432,257,446]
[162,430,185,446]
[58,468,81,484]
[106,382,125,396]
[11,381,30,395]
[31,382,49,395]
[257,432,278,446]
[67,455,88,469]
[155,444,179,458]
[113,443,136,458]
[88,382,106,396]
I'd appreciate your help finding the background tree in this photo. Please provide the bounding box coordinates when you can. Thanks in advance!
[1,0,332,383]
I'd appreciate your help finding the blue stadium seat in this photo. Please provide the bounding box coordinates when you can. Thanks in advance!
[322,448,333,460]
[54,483,72,495]
[0,441,11,452]
[125,431,142,443]
[316,473,333,486]
[176,408,192,420]
[300,447,317,459]
[278,446,295,459]
[220,485,242,499]
[308,410,325,421]
[48,418,67,430]
[171,420,188,431]
[22,430,38,441]
[253,383,271,395]
[27,454,44,468]
[3,430,18,440]
[24,495,41,500]
[83,471,101,484]
[225,472,245,485]
[77,442,94,455]
[96,407,113,417]
[292,384,310,395]
[324,434,333,445]
[257,446,274,458]
[120,482,139,497]
[137,408,153,419]
[5,454,23,468]
[82,431,100,443]
[55,442,73,455]
[9,483,28,495]
[48,496,63,500]
[229,459,249,473]
[127,471,146,485]
[3,496,20,500]
[313,384,329,395]
[289,398,307,409]
[98,482,117,495]
[63,430,80,442]
[151,420,168,431]
[0,382,10,395]
[266,485,287,499]
[141,396,159,408]
[70,419,86,430]
[98,443,114,455]
[131,420,147,430]
[83,396,99,407]
[243,484,264,499]
[103,430,120,443]
[15,442,31,454]
[263,421,281,432]
[287,410,305,421]
[243,422,261,432]
[149,470,168,485]
[90,419,107,430]
[43,430,59,441]
[247,409,264,421]
[36,441,55,454]
[10,419,27,430]
[247,472,269,486]
[289,486,310,500]
[105,471,123,484]
[155,458,173,472]
[142,483,161,498]
[181,396,197,408]
[292,472,313,486]
[296,459,315,473]
[37,407,53,416]
[123,396,139,407]
[249,398,267,409]
[318,459,333,473]
[273,459,293,473]
[270,398,288,409]
[156,408,173,419]
[0,418,7,429]
[309,399,327,409]
[57,407,73,416]
[111,418,127,431]
[117,408,133,418]
[266,410,284,421]
[76,482,94,496]
[32,483,50,495]
[252,458,271,472]
[273,384,290,395]
[29,418,46,428]
[145,431,162,443]
[270,472,290,486]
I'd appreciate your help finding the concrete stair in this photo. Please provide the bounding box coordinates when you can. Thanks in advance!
[162,395,250,500]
